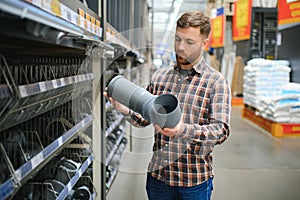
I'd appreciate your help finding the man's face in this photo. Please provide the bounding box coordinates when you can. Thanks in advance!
[175,26,208,66]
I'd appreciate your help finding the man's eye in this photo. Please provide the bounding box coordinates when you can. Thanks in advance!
[175,37,181,41]
[187,41,194,45]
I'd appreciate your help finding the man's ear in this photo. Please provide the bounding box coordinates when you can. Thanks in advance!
[202,38,210,50]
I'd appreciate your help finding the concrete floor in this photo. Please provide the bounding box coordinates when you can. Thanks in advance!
[106,106,300,200]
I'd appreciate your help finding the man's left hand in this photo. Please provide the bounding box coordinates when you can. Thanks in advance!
[153,118,185,137]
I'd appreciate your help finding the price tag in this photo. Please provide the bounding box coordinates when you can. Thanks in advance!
[60,78,66,86]
[85,13,91,31]
[96,20,101,36]
[31,152,44,169]
[79,75,83,82]
[39,82,46,92]
[99,27,103,37]
[32,0,42,7]
[68,77,73,84]
[91,17,96,33]
[19,86,28,97]
[52,80,58,88]
[15,169,22,182]
[51,0,61,17]
[90,73,94,79]
[58,137,63,146]
[71,10,79,25]
[78,8,85,28]
[60,3,68,20]
[42,0,51,12]
[67,183,72,192]
[78,168,83,177]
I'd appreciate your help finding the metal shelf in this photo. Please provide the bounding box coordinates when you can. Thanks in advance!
[106,146,126,193]
[0,83,93,132]
[0,0,83,37]
[0,0,113,51]
[105,115,124,137]
[57,155,94,199]
[106,130,125,166]
[18,115,92,181]
[0,115,92,199]
[106,167,117,193]
[0,1,114,199]
[17,73,93,98]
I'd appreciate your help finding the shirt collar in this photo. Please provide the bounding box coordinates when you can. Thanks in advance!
[174,56,206,75]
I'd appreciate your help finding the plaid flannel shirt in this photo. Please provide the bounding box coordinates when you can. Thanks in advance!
[128,57,231,187]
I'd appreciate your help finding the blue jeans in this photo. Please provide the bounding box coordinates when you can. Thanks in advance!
[146,173,213,200]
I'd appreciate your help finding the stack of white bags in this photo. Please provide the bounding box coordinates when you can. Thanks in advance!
[243,58,300,123]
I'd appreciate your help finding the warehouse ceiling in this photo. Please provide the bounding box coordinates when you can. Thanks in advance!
[148,0,210,58]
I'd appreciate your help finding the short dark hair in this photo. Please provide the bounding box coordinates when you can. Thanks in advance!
[176,11,211,38]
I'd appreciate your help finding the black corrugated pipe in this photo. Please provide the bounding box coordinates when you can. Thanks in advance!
[107,75,181,128]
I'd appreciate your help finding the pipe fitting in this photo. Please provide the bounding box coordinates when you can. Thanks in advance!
[107,75,181,128]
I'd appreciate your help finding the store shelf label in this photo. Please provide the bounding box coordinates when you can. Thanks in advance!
[68,76,73,84]
[60,78,66,86]
[39,82,46,92]
[32,0,42,7]
[15,169,22,182]
[20,161,32,180]
[52,80,58,88]
[51,0,61,17]
[42,0,51,12]
[79,75,84,82]
[78,8,85,28]
[67,182,72,193]
[58,136,63,146]
[31,152,44,169]
[85,13,91,31]
[18,86,28,97]
[78,168,83,177]
[71,10,79,25]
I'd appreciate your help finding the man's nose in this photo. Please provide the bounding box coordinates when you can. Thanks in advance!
[177,41,186,51]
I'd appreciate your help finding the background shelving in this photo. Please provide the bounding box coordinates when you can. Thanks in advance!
[235,7,278,62]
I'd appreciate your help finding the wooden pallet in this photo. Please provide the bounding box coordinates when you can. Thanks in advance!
[242,106,300,138]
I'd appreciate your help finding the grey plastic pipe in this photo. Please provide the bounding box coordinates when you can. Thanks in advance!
[107,75,181,128]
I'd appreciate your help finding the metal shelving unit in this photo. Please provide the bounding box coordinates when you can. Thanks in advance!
[235,7,278,62]
[0,0,113,199]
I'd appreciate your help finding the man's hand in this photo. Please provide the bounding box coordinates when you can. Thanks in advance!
[153,118,185,137]
[103,91,130,115]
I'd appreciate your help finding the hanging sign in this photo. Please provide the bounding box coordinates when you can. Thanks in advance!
[232,0,252,41]
[211,8,225,48]
[278,0,300,25]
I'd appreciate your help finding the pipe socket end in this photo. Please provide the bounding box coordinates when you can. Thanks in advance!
[150,94,181,128]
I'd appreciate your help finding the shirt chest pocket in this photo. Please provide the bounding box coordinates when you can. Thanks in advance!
[180,95,210,122]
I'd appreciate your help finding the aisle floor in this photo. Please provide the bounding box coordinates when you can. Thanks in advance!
[106,106,300,200]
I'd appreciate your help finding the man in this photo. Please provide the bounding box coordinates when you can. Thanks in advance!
[105,10,231,200]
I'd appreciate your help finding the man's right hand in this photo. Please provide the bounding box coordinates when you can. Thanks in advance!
[103,91,131,116]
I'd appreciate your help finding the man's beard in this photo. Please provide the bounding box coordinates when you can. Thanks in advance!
[176,54,191,66]
[175,48,202,66]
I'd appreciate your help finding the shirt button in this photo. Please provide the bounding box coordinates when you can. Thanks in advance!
[165,143,168,147]
[178,78,181,81]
